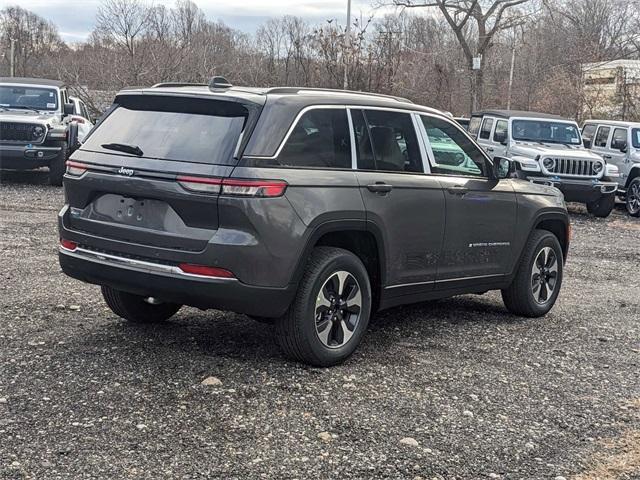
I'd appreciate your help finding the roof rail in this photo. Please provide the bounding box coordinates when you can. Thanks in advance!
[151,82,207,88]
[265,87,413,104]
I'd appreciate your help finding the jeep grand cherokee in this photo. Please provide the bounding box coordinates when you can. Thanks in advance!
[58,78,570,366]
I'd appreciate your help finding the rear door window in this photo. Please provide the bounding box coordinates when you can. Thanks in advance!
[594,126,611,148]
[479,118,494,140]
[276,108,351,169]
[82,96,248,165]
[358,109,423,173]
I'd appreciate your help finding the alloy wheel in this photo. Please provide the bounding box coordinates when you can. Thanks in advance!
[314,271,362,349]
[627,181,640,215]
[530,247,559,305]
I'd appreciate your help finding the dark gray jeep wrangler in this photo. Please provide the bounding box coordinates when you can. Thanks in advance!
[58,79,570,366]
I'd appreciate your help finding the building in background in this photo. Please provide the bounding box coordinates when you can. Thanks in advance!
[582,59,640,121]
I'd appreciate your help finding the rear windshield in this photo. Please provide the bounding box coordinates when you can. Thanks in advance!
[82,95,249,165]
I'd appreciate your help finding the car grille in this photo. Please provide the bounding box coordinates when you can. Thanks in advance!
[543,157,603,178]
[0,122,46,143]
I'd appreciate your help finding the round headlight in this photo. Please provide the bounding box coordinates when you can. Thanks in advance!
[32,126,44,138]
[592,162,603,174]
[542,157,555,170]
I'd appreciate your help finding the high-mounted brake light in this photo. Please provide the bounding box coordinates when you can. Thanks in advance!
[60,239,78,251]
[178,263,235,278]
[176,176,287,197]
[66,160,88,176]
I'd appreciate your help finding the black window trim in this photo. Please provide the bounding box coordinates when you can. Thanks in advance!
[417,112,492,180]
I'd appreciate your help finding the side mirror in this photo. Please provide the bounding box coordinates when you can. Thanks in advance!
[494,132,507,145]
[492,156,512,179]
[67,122,80,152]
[583,138,592,149]
[63,102,75,116]
[612,141,628,153]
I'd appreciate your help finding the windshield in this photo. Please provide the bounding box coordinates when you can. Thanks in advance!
[633,129,640,149]
[512,119,581,145]
[82,96,248,165]
[0,85,59,111]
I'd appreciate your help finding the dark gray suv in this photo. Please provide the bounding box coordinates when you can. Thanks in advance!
[58,79,570,366]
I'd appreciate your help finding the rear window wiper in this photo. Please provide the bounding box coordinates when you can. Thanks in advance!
[101,143,144,156]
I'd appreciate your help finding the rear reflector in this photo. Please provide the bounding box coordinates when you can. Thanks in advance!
[66,160,88,176]
[178,263,235,278]
[176,176,287,197]
[60,239,78,251]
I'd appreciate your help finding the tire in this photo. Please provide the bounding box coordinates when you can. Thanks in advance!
[275,247,372,367]
[626,178,640,217]
[247,315,275,324]
[586,194,615,218]
[501,230,564,318]
[48,143,68,186]
[101,286,181,323]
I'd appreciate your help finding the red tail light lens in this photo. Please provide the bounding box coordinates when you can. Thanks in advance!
[221,179,287,197]
[176,176,222,194]
[178,263,235,278]
[176,176,287,197]
[66,160,88,176]
[60,239,78,251]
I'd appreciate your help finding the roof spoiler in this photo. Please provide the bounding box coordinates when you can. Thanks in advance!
[209,76,233,90]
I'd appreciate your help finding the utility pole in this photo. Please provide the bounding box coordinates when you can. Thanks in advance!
[10,38,16,77]
[507,42,516,110]
[343,0,351,90]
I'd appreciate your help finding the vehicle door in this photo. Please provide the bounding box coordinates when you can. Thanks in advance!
[352,108,446,291]
[476,116,496,156]
[418,114,517,286]
[591,125,612,158]
[485,118,508,159]
[606,127,630,186]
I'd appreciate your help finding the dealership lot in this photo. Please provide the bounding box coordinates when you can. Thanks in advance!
[1,171,639,479]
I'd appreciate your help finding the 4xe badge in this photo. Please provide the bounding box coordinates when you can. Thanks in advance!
[118,167,135,177]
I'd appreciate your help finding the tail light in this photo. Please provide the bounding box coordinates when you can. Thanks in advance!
[178,263,235,278]
[66,160,88,176]
[60,239,78,251]
[176,176,287,197]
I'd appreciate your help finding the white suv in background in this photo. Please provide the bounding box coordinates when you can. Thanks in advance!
[69,96,94,142]
[582,120,640,217]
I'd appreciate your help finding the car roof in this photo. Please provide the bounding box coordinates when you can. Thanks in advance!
[117,84,449,117]
[583,119,640,128]
[472,109,570,121]
[0,77,65,88]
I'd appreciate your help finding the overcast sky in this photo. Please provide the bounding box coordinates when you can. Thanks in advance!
[0,0,394,43]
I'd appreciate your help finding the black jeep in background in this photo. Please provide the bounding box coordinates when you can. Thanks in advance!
[58,79,570,366]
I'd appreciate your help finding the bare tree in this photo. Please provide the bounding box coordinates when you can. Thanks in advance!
[391,0,535,112]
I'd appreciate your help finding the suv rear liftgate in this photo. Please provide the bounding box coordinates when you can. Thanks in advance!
[59,91,295,316]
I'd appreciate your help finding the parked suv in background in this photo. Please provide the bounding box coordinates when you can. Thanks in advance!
[0,77,80,185]
[582,120,640,217]
[58,80,570,366]
[469,110,619,217]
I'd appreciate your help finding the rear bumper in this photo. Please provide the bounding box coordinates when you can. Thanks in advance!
[526,176,617,203]
[0,144,62,169]
[59,247,295,317]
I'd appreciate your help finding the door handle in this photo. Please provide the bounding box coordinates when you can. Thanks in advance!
[447,185,469,196]
[367,182,393,194]
[486,147,495,152]
[603,155,612,160]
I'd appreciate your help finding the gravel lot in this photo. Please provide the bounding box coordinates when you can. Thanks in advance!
[1,170,639,480]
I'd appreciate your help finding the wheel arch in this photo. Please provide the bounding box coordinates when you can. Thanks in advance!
[533,212,570,262]
[625,165,640,189]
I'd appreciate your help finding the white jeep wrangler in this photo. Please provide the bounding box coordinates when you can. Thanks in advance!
[469,110,619,217]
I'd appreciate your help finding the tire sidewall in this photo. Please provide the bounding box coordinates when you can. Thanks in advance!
[626,178,640,217]
[300,253,372,365]
[523,233,564,316]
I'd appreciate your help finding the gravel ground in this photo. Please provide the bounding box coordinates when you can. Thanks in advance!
[1,170,639,480]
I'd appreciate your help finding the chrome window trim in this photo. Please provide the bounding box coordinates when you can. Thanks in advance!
[346,108,358,170]
[411,112,431,174]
